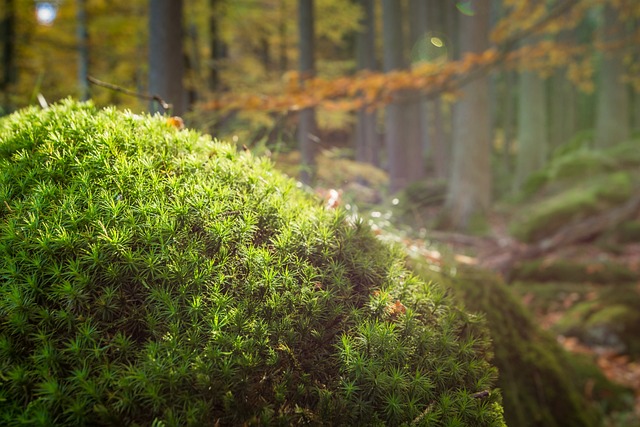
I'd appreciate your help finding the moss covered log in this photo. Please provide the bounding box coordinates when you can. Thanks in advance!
[0,101,505,426]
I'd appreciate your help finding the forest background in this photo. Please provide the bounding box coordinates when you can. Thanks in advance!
[2,0,640,422]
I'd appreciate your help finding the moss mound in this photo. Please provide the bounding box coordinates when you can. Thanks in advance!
[510,172,633,243]
[407,259,626,427]
[0,101,505,426]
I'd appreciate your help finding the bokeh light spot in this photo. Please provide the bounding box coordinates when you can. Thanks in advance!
[35,2,58,26]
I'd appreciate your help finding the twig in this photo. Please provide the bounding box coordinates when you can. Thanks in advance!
[87,76,171,112]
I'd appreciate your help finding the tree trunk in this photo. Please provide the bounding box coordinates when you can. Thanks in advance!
[297,0,317,184]
[425,0,449,180]
[208,0,227,92]
[549,70,577,149]
[354,0,378,166]
[442,0,491,231]
[634,19,640,133]
[407,0,428,181]
[0,0,16,110]
[502,70,515,175]
[634,89,640,133]
[549,30,577,150]
[382,0,423,193]
[279,1,288,72]
[595,4,629,148]
[515,38,548,191]
[76,0,89,102]
[149,0,186,115]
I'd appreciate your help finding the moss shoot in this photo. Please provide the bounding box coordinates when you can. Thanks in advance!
[0,101,505,426]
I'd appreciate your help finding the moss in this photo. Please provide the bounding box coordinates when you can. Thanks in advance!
[511,259,637,284]
[510,172,633,243]
[614,220,640,244]
[568,353,633,415]
[407,261,607,427]
[552,288,640,357]
[605,139,640,168]
[521,149,617,198]
[0,100,505,426]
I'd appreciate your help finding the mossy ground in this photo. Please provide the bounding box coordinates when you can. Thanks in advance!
[511,259,637,284]
[510,172,633,243]
[0,100,504,426]
[409,258,610,427]
[512,282,640,359]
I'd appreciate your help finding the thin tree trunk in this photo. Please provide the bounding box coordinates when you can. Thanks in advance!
[549,30,577,150]
[515,35,548,191]
[354,0,378,166]
[149,0,186,115]
[634,89,640,133]
[515,70,547,189]
[208,0,227,92]
[407,0,427,182]
[279,1,288,72]
[297,0,317,184]
[76,0,89,101]
[502,70,515,175]
[442,0,491,230]
[383,0,423,193]
[595,4,629,148]
[425,0,448,180]
[1,0,16,110]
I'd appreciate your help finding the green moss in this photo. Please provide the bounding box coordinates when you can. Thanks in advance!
[511,259,637,284]
[521,149,617,198]
[0,100,505,426]
[552,288,640,357]
[605,139,640,168]
[614,220,640,244]
[510,172,633,243]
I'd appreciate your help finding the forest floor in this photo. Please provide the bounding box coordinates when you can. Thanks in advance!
[423,212,640,422]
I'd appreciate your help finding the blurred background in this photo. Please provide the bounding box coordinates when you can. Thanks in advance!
[2,1,640,424]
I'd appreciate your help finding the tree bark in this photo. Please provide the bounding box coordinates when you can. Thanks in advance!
[149,0,186,115]
[407,0,428,181]
[354,0,378,166]
[76,0,89,102]
[0,0,16,110]
[442,0,491,230]
[297,0,317,184]
[595,4,629,148]
[208,0,227,92]
[515,38,548,191]
[501,70,515,175]
[549,30,577,150]
[382,0,424,193]
[425,0,449,180]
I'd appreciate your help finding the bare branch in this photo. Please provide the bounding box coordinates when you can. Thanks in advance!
[87,76,171,113]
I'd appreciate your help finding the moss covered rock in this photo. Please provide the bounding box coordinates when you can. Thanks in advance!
[510,172,633,243]
[0,101,505,426]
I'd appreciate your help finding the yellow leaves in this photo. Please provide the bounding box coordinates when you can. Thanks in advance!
[567,59,595,93]
[199,43,512,114]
